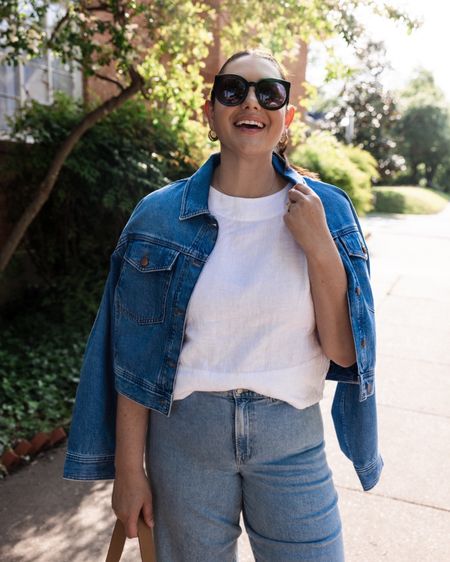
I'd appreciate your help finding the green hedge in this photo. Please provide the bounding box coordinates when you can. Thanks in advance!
[373,186,449,214]
[373,188,406,213]
[290,131,378,216]
[0,320,86,457]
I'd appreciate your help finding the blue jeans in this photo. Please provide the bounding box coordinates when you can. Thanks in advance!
[145,389,345,562]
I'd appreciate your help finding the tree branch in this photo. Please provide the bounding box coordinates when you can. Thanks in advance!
[0,68,146,273]
[93,71,126,91]
[80,0,110,11]
[48,11,70,44]
[84,4,110,12]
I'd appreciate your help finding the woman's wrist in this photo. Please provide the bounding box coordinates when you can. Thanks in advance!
[115,459,146,478]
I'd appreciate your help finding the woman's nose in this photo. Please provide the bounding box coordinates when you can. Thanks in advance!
[241,86,260,109]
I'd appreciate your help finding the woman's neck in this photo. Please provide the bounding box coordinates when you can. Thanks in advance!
[211,149,286,198]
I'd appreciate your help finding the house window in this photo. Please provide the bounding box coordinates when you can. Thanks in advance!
[0,64,19,131]
[0,3,83,136]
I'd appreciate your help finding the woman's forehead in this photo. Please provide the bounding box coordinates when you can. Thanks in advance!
[223,55,283,80]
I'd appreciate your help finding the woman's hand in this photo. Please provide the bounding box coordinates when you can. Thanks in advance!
[284,183,333,256]
[112,468,154,538]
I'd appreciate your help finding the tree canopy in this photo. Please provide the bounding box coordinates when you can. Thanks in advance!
[317,40,401,180]
[395,70,450,186]
[0,0,418,273]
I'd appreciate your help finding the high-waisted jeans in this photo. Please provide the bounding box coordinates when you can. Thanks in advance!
[145,389,345,562]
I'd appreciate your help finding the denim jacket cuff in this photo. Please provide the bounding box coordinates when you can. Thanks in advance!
[63,451,116,481]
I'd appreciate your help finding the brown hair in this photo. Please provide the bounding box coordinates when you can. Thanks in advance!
[211,48,319,180]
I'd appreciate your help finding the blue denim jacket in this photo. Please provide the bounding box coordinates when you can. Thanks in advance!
[63,152,383,491]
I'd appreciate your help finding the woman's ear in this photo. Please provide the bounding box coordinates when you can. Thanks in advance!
[284,104,295,128]
[204,99,215,130]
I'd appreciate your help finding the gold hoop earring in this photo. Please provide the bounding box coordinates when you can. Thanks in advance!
[208,130,218,142]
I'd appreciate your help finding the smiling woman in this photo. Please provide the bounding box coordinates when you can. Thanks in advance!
[203,50,295,196]
[64,47,382,562]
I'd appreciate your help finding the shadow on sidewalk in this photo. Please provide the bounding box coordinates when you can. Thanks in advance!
[0,444,117,562]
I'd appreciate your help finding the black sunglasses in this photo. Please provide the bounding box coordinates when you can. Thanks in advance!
[212,73,291,110]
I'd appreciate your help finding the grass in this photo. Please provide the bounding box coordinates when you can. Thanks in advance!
[373,185,450,214]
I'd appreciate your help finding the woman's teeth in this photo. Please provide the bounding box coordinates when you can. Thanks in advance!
[235,120,265,129]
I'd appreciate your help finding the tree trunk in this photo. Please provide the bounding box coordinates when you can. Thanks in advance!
[0,69,144,274]
[425,164,435,187]
[411,163,419,185]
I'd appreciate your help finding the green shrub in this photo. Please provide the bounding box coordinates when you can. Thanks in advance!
[0,267,109,456]
[290,131,377,215]
[345,144,379,180]
[373,186,448,214]
[373,189,407,213]
[0,321,86,457]
[433,157,450,193]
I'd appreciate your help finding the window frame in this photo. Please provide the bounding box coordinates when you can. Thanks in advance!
[0,5,83,138]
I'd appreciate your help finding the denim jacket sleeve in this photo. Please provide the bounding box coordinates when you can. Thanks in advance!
[328,194,383,491]
[63,243,125,480]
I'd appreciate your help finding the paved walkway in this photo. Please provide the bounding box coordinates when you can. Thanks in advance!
[1,205,449,561]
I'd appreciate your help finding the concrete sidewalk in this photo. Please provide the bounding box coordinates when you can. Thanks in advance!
[321,205,450,561]
[1,205,449,561]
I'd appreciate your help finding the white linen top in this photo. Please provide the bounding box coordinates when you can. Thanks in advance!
[173,181,330,409]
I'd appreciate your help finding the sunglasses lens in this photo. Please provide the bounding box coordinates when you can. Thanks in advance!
[214,75,289,109]
[216,76,246,105]
[258,81,287,109]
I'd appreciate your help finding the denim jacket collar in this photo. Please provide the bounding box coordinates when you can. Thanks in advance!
[180,152,302,221]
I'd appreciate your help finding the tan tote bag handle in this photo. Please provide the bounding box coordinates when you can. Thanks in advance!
[105,514,156,562]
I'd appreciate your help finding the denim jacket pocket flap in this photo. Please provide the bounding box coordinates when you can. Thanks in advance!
[124,241,179,272]
[339,231,368,260]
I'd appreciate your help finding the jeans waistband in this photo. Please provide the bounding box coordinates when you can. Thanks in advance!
[201,388,275,400]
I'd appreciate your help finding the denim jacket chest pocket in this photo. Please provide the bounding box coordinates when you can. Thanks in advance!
[115,240,180,324]
[337,230,375,314]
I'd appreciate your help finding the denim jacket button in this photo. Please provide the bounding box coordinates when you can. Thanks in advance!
[361,338,366,348]
[140,255,149,267]
[355,286,361,296]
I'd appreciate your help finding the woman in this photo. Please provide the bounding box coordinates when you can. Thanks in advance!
[63,49,383,562]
